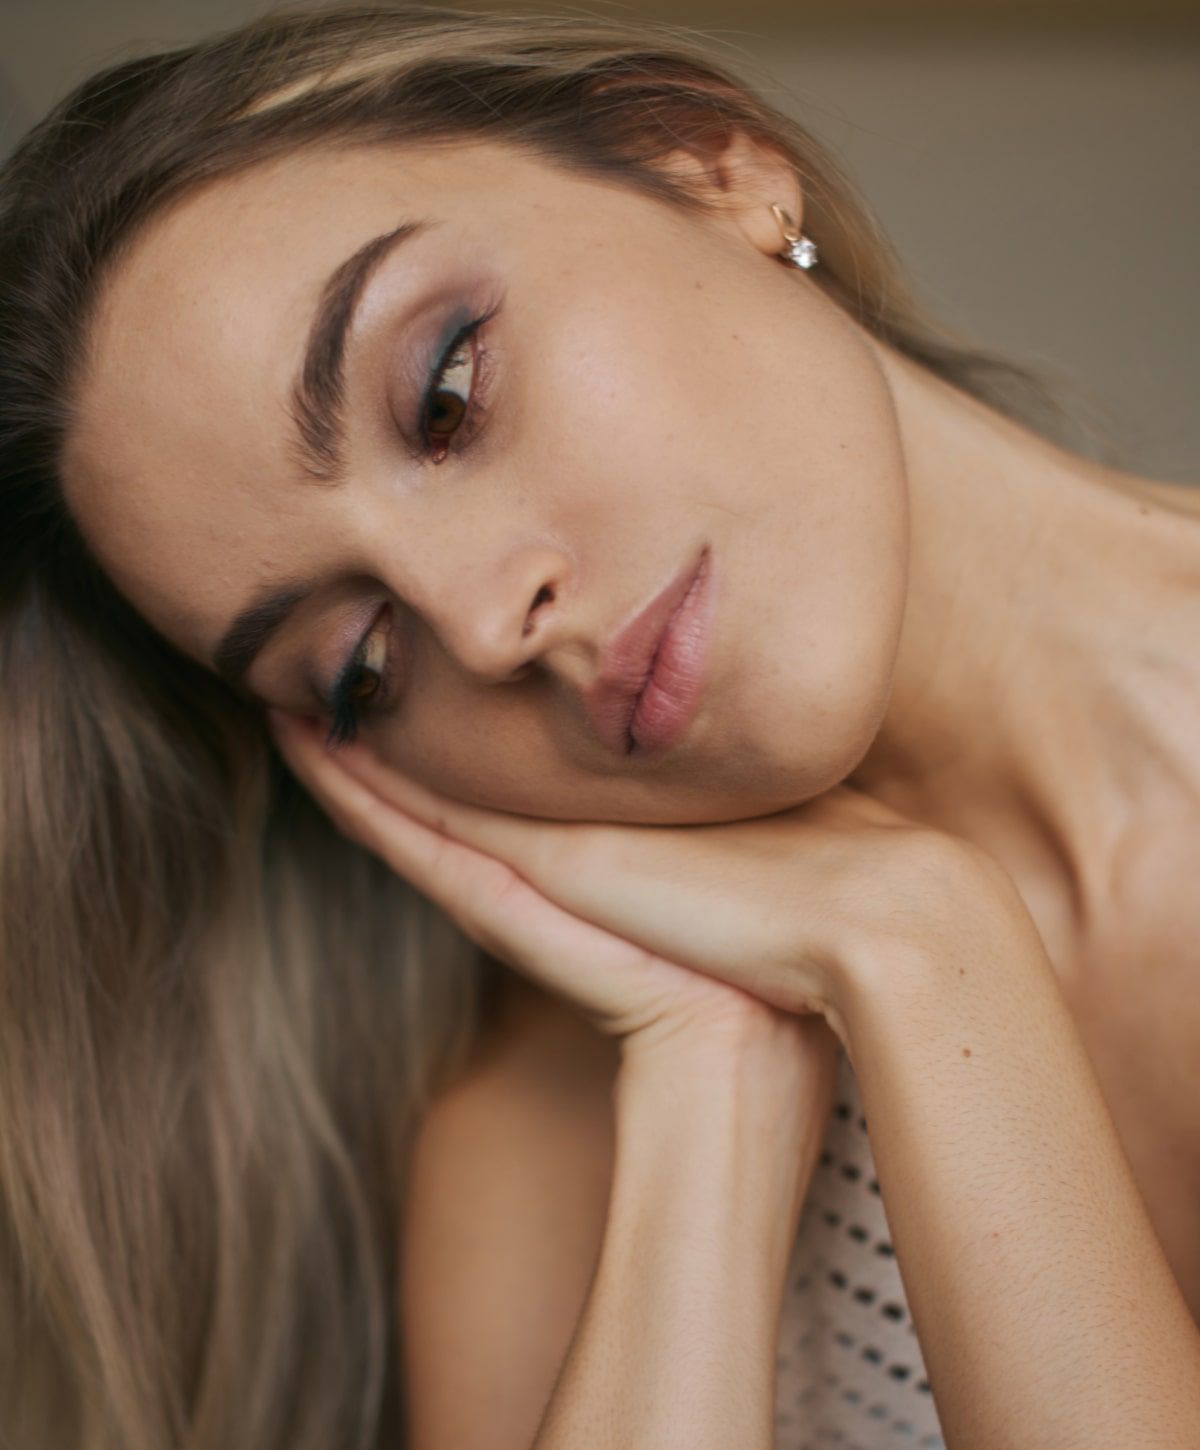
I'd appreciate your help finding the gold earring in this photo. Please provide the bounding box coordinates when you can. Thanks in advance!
[770,203,819,269]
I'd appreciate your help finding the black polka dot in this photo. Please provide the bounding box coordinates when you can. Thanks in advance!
[774,1113,943,1447]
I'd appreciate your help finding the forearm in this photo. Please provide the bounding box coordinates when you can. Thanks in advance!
[531,1022,829,1450]
[838,855,1200,1449]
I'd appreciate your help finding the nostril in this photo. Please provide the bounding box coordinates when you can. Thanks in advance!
[522,583,555,636]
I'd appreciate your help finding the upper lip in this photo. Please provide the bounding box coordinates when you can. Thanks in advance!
[582,548,707,755]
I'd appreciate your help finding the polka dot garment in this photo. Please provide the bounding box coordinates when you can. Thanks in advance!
[774,1044,946,1449]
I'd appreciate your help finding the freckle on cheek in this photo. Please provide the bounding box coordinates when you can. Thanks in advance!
[962,1047,972,1058]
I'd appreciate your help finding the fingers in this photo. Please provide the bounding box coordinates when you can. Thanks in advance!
[268,716,773,983]
[289,716,577,879]
[266,713,851,1017]
[266,713,691,1033]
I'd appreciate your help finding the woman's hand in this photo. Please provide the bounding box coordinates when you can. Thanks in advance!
[269,714,844,1084]
[266,711,997,1054]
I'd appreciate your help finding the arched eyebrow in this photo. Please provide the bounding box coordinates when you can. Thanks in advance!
[288,215,435,485]
[214,216,436,693]
[213,576,314,696]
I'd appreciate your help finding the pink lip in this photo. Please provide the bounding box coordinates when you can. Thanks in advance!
[583,546,714,757]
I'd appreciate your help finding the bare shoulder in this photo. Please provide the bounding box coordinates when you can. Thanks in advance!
[422,969,623,1139]
[471,968,622,1094]
[399,971,620,1449]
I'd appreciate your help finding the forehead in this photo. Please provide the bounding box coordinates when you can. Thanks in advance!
[60,139,583,654]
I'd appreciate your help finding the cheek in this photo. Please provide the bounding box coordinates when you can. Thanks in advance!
[686,322,909,784]
[373,687,585,814]
[369,280,908,821]
[729,489,906,794]
[372,684,760,824]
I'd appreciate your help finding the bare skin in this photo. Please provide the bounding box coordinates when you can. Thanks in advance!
[60,131,1200,1327]
[843,351,1200,1326]
[271,679,1200,1447]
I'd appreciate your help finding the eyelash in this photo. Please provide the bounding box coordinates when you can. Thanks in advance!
[415,303,500,462]
[323,305,498,749]
[324,601,391,749]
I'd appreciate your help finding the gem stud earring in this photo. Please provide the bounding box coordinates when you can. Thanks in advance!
[770,203,819,269]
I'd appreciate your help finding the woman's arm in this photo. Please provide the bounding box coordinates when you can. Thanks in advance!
[838,850,1200,1450]
[532,1015,836,1450]
[268,721,1200,1442]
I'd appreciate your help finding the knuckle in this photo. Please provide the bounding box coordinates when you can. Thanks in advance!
[454,854,522,931]
[475,856,527,915]
[424,828,458,880]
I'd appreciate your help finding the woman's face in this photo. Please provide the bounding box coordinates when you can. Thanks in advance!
[64,136,909,824]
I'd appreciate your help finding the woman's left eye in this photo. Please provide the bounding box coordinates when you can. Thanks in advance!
[419,304,499,462]
[324,607,392,749]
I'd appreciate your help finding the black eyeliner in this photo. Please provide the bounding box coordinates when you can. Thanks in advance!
[415,300,502,453]
[324,297,503,746]
[324,623,373,749]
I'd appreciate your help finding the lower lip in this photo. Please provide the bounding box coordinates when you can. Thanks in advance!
[627,548,715,757]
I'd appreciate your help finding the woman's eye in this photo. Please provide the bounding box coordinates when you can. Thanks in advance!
[325,610,391,749]
[424,337,474,450]
[416,302,500,462]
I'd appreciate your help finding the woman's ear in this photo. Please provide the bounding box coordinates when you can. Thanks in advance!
[654,127,805,261]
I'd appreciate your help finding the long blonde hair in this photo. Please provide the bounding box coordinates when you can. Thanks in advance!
[0,5,1104,1446]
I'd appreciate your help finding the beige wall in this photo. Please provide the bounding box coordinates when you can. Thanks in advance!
[2,3,1196,483]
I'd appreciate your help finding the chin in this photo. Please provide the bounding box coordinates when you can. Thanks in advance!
[698,677,890,808]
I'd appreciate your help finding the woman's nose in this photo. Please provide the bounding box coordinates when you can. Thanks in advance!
[429,544,570,684]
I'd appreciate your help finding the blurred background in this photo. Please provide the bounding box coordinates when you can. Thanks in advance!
[2,0,1196,483]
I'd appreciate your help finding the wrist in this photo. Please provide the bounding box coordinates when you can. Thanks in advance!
[617,999,820,1088]
[833,838,1044,1044]
[614,1016,836,1263]
[619,1006,837,1135]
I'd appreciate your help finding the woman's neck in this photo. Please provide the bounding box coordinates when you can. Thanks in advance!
[846,339,1200,979]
